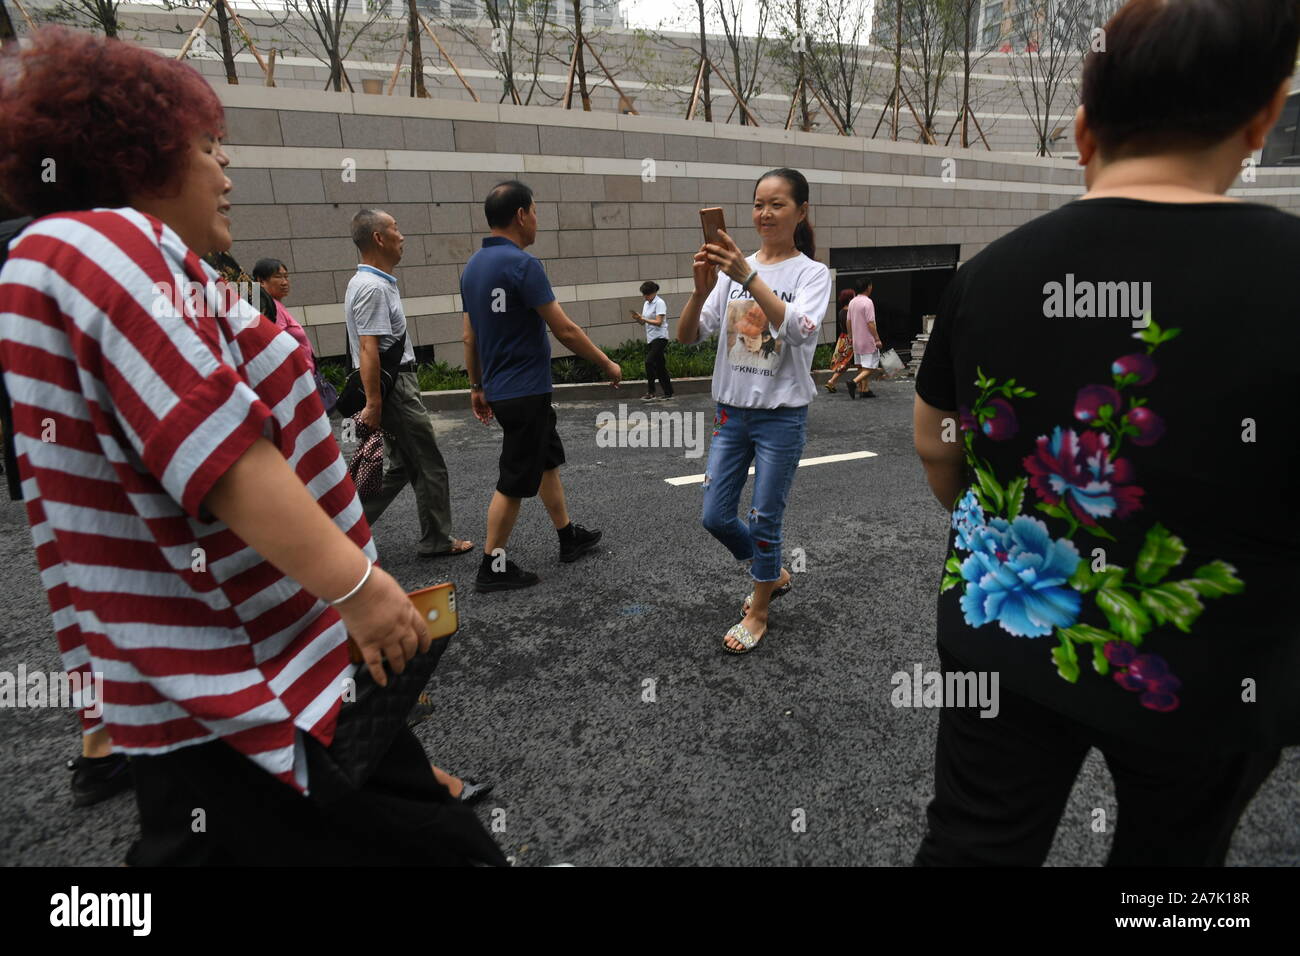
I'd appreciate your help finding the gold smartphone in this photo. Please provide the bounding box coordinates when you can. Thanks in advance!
[346,582,459,663]
[700,206,726,245]
[408,582,459,641]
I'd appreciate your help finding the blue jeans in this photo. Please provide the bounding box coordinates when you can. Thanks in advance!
[700,403,808,583]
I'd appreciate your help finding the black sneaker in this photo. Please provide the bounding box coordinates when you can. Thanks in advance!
[475,559,540,593]
[559,523,603,563]
[68,753,133,808]
[847,380,858,399]
[862,389,877,398]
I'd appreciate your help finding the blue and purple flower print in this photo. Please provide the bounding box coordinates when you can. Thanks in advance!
[943,321,1244,717]
[957,516,1082,638]
[1023,427,1144,527]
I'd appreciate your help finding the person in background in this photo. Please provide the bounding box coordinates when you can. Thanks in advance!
[912,0,1300,866]
[848,277,881,399]
[345,209,473,559]
[462,180,620,592]
[0,27,503,864]
[677,167,831,654]
[630,280,674,402]
[253,258,314,371]
[254,256,338,414]
[824,287,858,398]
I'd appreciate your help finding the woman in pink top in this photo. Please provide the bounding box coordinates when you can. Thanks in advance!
[848,277,882,398]
[253,257,315,371]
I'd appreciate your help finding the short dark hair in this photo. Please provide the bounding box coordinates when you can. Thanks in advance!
[252,258,286,281]
[0,27,224,217]
[1082,0,1300,158]
[350,209,390,252]
[855,276,873,293]
[639,281,660,296]
[484,180,534,229]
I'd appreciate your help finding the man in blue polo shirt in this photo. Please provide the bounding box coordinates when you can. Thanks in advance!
[462,180,622,592]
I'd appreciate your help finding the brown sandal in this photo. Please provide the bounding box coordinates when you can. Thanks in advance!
[424,539,475,558]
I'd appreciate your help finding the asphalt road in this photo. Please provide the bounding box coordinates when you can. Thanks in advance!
[1,377,1295,866]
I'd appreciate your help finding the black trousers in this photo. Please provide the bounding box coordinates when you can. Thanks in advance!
[645,338,672,396]
[126,727,507,866]
[915,646,1281,866]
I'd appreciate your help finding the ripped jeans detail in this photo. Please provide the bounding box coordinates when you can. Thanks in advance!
[699,402,807,582]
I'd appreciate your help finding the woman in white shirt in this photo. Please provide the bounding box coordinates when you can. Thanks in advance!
[678,167,832,653]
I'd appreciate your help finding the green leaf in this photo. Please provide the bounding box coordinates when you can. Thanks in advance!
[1091,641,1110,676]
[1052,637,1080,683]
[1184,560,1245,598]
[1098,404,1114,421]
[941,574,962,593]
[1036,502,1069,521]
[1073,562,1128,593]
[1135,314,1161,345]
[975,468,1004,514]
[1079,523,1118,542]
[1019,389,1038,398]
[1135,524,1187,585]
[1004,477,1026,520]
[1096,588,1152,644]
[1158,328,1182,344]
[1096,565,1127,590]
[1059,623,1118,645]
[1139,581,1204,633]
[945,554,963,576]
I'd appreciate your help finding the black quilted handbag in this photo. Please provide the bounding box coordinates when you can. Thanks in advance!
[305,634,452,805]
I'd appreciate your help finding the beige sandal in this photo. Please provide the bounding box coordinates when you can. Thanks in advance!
[742,576,793,615]
[723,622,768,655]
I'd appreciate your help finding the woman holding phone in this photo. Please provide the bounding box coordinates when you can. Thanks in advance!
[678,167,831,653]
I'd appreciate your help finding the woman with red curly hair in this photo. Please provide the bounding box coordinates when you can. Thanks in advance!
[0,28,504,865]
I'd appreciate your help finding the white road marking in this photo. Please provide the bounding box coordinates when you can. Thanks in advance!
[664,450,879,486]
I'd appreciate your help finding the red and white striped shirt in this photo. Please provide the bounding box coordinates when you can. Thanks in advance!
[0,209,373,791]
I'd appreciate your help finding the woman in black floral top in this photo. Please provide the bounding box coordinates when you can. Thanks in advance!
[913,0,1300,866]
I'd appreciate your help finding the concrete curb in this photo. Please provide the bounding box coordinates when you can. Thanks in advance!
[418,369,912,411]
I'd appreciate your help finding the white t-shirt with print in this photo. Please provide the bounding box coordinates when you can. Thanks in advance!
[692,252,832,408]
[642,295,669,342]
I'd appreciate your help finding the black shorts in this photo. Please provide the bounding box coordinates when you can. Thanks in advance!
[491,392,565,498]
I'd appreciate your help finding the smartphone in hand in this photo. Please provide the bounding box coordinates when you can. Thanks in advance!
[346,582,459,663]
[700,207,726,246]
[408,582,458,641]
